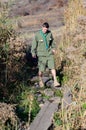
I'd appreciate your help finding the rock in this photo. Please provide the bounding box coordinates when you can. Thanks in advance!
[42,76,54,88]
[44,89,54,97]
[62,86,72,108]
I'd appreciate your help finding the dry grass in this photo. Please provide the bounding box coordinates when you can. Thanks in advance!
[64,0,86,32]
[59,0,86,48]
[60,82,86,129]
[0,103,18,129]
[54,0,86,85]
[54,0,86,129]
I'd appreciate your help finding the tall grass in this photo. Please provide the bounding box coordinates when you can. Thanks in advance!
[60,0,86,48]
[64,0,85,32]
[54,0,86,129]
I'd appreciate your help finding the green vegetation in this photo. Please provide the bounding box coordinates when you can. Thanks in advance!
[54,0,86,129]
[54,112,62,126]
[82,103,86,110]
[41,93,51,100]
[16,90,40,123]
[0,4,40,129]
[54,90,63,98]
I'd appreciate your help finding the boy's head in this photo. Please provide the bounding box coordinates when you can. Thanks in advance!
[42,22,49,33]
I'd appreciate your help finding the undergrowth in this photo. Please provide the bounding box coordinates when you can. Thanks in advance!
[54,0,86,129]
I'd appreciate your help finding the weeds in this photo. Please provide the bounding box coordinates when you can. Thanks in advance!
[16,89,40,124]
[54,0,86,129]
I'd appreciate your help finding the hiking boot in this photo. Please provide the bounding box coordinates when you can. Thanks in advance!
[39,80,44,88]
[54,81,60,87]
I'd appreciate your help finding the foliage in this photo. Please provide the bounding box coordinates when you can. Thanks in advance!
[54,0,86,129]
[0,16,14,62]
[41,93,51,100]
[0,11,16,101]
[54,112,62,126]
[54,101,86,130]
[16,90,40,123]
[54,90,63,98]
[0,7,40,128]
[82,103,86,110]
[0,103,19,130]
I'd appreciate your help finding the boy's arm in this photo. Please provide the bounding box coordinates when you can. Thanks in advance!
[31,34,38,57]
[51,33,56,54]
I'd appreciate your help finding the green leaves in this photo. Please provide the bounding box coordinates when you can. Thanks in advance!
[17,90,40,123]
[54,90,63,98]
[82,103,86,109]
[54,112,62,126]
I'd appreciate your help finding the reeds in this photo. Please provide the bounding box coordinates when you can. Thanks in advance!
[64,0,85,32]
[54,0,86,129]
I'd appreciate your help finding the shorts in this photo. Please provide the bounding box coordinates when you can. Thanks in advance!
[38,55,55,72]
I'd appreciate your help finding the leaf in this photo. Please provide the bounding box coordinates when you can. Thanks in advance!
[55,119,62,126]
[82,103,86,109]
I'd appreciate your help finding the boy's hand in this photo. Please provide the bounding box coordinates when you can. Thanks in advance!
[52,49,56,54]
[32,54,36,58]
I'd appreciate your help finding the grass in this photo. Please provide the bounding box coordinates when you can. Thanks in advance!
[54,0,86,129]
[54,93,86,129]
[64,0,85,31]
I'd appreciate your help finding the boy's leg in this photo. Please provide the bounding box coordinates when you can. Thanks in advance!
[38,56,46,87]
[48,55,60,87]
[38,71,44,87]
[51,69,60,87]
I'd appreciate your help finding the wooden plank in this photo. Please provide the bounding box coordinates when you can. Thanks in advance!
[28,101,50,130]
[28,99,60,130]
[36,101,59,130]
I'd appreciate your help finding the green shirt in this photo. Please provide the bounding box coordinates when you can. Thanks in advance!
[31,30,56,57]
